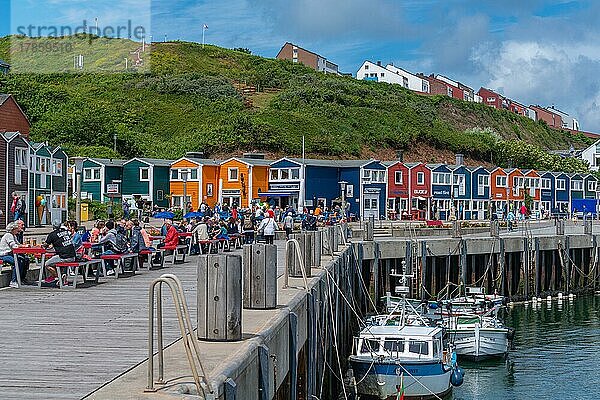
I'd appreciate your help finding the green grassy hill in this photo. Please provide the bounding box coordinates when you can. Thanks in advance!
[0,35,592,172]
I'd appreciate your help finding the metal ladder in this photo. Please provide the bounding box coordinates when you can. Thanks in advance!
[146,273,215,399]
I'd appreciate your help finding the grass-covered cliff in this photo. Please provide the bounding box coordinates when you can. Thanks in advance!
[0,35,592,172]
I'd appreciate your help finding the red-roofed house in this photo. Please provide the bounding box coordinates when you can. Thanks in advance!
[0,94,30,138]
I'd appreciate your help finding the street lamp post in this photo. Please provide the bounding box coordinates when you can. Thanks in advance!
[181,170,189,213]
[339,180,348,220]
[73,157,84,225]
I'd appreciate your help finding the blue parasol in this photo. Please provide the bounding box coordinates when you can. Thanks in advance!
[153,211,175,219]
[184,211,204,219]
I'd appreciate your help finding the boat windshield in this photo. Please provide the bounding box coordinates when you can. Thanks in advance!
[360,339,381,354]
[383,339,405,354]
[408,340,429,356]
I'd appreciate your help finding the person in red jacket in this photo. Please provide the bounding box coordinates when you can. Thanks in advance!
[154,219,179,264]
[159,219,179,248]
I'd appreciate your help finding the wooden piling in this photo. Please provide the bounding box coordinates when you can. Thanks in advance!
[243,244,277,310]
[197,254,242,341]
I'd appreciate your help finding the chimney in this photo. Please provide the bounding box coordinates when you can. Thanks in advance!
[396,150,404,162]
[376,61,382,67]
[455,153,464,166]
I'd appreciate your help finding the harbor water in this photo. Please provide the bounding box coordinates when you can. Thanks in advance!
[452,294,600,400]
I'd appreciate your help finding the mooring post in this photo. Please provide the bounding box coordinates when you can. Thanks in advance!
[197,254,242,341]
[460,239,467,296]
[421,240,427,300]
[523,237,530,299]
[289,313,298,400]
[364,219,374,241]
[594,235,598,292]
[534,237,540,297]
[287,234,313,278]
[499,238,506,296]
[312,230,322,268]
[564,235,571,293]
[243,243,277,310]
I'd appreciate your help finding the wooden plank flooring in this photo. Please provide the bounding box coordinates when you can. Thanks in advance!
[0,241,288,400]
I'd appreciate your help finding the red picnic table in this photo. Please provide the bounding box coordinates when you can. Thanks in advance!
[12,246,54,289]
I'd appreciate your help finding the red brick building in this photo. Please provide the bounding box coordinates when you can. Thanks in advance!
[477,87,505,110]
[419,74,464,100]
[0,94,30,138]
[529,105,563,128]
[276,42,339,74]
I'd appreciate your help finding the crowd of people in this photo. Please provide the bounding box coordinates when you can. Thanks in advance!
[0,202,344,288]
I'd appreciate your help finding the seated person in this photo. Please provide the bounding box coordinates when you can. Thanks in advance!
[42,220,77,285]
[227,218,239,235]
[0,222,30,287]
[153,219,178,263]
[90,220,105,243]
[213,221,230,241]
[96,220,129,275]
[128,219,151,268]
[66,220,84,252]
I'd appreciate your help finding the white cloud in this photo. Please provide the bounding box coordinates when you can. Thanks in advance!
[473,39,600,132]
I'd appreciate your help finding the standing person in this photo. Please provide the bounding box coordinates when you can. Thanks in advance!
[507,210,515,232]
[258,213,277,245]
[242,211,255,244]
[520,204,528,221]
[122,200,130,219]
[42,220,76,285]
[0,222,30,287]
[283,212,294,239]
[16,195,26,222]
[10,193,19,221]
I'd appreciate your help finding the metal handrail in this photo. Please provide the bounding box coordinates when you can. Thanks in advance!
[283,239,310,292]
[146,274,214,398]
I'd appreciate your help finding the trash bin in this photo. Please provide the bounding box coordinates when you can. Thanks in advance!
[81,203,89,222]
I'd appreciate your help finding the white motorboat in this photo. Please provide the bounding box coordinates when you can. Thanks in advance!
[350,324,462,399]
[350,268,464,399]
[445,307,512,360]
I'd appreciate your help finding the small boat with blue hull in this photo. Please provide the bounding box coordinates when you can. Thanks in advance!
[350,325,462,399]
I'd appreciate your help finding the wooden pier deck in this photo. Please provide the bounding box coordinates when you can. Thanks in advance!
[0,243,287,400]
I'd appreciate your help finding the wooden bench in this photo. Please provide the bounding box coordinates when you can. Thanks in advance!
[38,259,103,289]
[197,240,218,255]
[426,220,443,227]
[139,249,162,270]
[160,245,187,265]
[100,253,139,278]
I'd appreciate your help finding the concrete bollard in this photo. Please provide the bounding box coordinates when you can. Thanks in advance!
[490,220,500,237]
[287,233,313,278]
[242,244,277,309]
[452,220,462,238]
[197,254,242,341]
[584,219,593,235]
[363,220,374,241]
[556,219,565,236]
[311,230,322,268]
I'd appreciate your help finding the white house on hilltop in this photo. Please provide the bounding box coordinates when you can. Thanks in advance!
[580,140,600,171]
[545,106,580,131]
[356,61,430,93]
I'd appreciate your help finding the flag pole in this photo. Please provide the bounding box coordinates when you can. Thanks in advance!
[202,25,206,48]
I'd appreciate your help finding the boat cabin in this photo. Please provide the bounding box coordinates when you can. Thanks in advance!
[354,326,444,360]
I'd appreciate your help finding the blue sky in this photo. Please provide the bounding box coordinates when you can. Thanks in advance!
[2,1,600,133]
